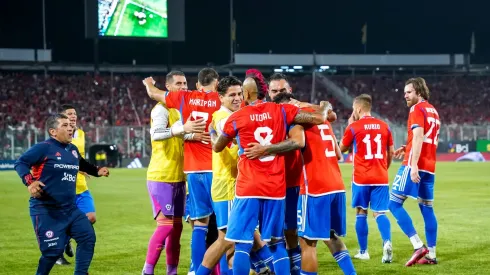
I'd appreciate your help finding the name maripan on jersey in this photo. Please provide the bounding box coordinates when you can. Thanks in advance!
[250,112,272,122]
[189,99,217,107]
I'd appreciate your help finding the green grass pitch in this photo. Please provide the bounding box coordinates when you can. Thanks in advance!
[105,0,168,38]
[1,162,489,274]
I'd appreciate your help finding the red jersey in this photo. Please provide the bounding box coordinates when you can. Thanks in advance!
[222,102,299,199]
[341,116,393,185]
[285,149,302,188]
[240,99,264,108]
[300,112,344,196]
[165,90,221,173]
[402,101,440,173]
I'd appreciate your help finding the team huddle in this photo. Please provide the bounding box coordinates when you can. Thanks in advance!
[14,67,441,275]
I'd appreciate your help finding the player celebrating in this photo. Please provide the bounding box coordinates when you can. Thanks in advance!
[143,71,207,275]
[57,104,99,265]
[388,77,441,266]
[195,76,242,275]
[246,93,356,275]
[241,69,267,107]
[14,114,109,275]
[143,68,221,269]
[213,96,332,275]
[339,94,394,263]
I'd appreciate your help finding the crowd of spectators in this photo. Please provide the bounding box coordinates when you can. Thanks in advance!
[1,72,489,159]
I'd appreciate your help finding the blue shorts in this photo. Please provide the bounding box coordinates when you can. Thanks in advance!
[187,172,213,220]
[213,200,233,230]
[76,190,96,214]
[31,208,95,257]
[226,198,285,243]
[391,165,435,201]
[285,186,300,230]
[297,192,346,240]
[184,194,191,223]
[351,184,389,212]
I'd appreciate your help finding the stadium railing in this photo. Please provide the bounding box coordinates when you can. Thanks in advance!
[2,124,490,161]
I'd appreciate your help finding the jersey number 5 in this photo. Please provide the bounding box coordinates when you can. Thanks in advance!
[191,111,209,144]
[254,127,275,162]
[362,134,383,160]
[318,125,336,158]
[424,117,441,145]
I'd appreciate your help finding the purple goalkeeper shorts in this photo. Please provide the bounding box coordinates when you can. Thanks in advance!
[147,181,186,219]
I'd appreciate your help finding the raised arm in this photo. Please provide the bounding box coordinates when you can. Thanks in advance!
[143,77,167,105]
[293,101,333,125]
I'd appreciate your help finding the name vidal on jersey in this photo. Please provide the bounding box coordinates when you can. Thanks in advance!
[250,113,272,121]
[189,99,217,107]
[364,124,381,130]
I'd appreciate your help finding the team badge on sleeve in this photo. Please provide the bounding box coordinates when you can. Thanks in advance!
[72,150,78,159]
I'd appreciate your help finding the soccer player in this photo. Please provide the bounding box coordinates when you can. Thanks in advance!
[14,114,109,275]
[241,69,267,107]
[212,97,332,275]
[388,77,441,266]
[143,71,208,275]
[339,94,394,263]
[245,93,356,275]
[143,68,221,270]
[267,73,303,273]
[196,75,242,275]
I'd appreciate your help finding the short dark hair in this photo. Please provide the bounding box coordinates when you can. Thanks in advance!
[198,68,219,86]
[272,92,296,104]
[405,77,430,100]
[46,114,68,136]
[269,73,288,84]
[166,70,185,83]
[59,104,76,113]
[354,94,372,111]
[217,76,242,96]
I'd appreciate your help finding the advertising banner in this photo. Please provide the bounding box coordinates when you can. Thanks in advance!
[0,160,15,171]
[476,140,490,152]
[437,141,476,153]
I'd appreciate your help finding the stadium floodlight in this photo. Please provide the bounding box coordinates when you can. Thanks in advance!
[320,66,329,70]
[293,66,303,69]
[274,69,283,72]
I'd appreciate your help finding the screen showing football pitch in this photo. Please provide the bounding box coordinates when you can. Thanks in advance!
[98,0,168,38]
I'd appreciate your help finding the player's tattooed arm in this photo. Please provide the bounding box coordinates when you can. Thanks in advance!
[143,77,167,104]
[245,126,304,160]
[213,135,233,153]
[293,101,333,125]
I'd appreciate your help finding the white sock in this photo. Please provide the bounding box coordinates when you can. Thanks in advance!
[428,246,436,259]
[409,234,424,249]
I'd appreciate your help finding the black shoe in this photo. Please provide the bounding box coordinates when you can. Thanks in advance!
[55,256,71,265]
[65,240,74,257]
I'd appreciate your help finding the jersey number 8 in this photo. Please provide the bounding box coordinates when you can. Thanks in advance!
[254,127,275,162]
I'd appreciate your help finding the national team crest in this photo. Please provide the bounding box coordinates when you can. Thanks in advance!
[45,230,54,238]
[72,150,78,159]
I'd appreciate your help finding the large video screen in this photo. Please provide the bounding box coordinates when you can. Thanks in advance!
[98,0,168,38]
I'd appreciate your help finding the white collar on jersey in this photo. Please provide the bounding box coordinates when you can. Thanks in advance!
[219,106,233,114]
